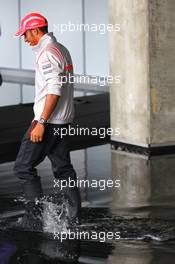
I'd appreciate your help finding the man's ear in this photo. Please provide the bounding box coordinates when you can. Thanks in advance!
[32,28,39,36]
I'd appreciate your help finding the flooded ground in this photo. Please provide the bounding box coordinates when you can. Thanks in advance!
[0,144,175,263]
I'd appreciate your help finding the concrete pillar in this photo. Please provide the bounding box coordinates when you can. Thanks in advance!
[109,0,175,147]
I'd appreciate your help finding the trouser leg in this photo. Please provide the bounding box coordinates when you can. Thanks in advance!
[48,127,81,224]
[13,124,51,230]
[14,131,44,180]
[14,123,81,224]
[22,177,43,200]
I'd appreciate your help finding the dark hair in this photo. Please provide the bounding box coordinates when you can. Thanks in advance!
[39,25,48,34]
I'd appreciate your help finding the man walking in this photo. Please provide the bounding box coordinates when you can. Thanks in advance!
[14,13,81,225]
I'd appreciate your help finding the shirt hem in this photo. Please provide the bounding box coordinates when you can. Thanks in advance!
[47,119,73,124]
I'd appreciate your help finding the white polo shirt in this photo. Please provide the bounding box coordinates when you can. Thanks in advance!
[32,32,74,124]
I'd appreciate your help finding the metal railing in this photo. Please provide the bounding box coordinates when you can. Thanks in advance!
[0,67,109,93]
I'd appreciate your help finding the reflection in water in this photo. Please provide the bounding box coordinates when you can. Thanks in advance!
[0,231,80,263]
[111,150,175,218]
[1,144,175,262]
[112,151,151,209]
[107,242,153,264]
[107,241,175,264]
[0,241,17,263]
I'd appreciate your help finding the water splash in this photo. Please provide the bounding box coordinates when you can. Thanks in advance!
[10,194,71,234]
[1,201,175,243]
[40,196,69,234]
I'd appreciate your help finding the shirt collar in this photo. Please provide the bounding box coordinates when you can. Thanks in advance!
[32,32,57,53]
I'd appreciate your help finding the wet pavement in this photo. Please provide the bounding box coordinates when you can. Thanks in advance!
[0,144,175,263]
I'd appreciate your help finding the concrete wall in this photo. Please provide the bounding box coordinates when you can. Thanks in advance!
[85,0,109,76]
[0,0,21,106]
[0,0,20,68]
[110,0,175,146]
[0,0,109,106]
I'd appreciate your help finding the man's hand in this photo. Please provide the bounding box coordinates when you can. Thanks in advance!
[30,123,45,143]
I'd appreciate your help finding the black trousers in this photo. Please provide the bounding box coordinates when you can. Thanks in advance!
[14,122,81,223]
[14,122,76,180]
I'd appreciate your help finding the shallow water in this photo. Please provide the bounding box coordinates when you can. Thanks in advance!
[0,144,175,263]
